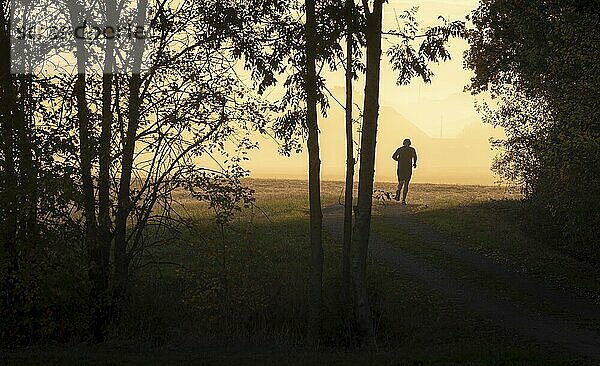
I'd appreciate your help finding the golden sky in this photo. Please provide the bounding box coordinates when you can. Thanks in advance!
[247,0,504,185]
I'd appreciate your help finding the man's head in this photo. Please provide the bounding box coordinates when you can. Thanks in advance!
[403,138,411,146]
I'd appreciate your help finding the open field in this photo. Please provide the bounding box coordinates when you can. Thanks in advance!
[4,179,599,365]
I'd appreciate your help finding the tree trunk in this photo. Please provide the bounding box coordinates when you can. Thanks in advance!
[113,0,147,296]
[0,0,19,286]
[351,0,383,345]
[69,1,105,341]
[16,74,37,253]
[98,0,117,292]
[342,0,355,296]
[305,0,324,345]
[69,1,98,271]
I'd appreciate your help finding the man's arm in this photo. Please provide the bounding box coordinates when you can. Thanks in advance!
[413,148,418,168]
[392,148,400,161]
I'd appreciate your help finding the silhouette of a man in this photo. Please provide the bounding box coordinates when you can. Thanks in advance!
[392,138,417,204]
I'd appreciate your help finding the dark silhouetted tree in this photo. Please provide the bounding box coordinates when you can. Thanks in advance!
[466,0,600,260]
[304,0,324,343]
[2,0,295,343]
[351,2,465,343]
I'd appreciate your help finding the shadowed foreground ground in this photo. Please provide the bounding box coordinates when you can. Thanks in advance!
[323,203,600,360]
[4,180,600,365]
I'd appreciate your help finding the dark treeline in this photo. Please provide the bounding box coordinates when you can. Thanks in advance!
[466,0,600,262]
[1,0,294,344]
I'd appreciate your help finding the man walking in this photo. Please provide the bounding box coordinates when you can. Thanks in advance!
[392,138,417,204]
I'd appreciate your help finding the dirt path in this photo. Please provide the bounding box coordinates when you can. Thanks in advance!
[322,204,600,360]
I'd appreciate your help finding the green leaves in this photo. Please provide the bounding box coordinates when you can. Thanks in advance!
[387,43,431,85]
[466,0,600,260]
[385,10,465,86]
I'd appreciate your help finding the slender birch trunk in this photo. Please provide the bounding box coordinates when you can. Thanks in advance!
[114,0,147,295]
[0,0,19,283]
[351,0,383,345]
[342,0,355,295]
[305,0,324,345]
[98,0,118,292]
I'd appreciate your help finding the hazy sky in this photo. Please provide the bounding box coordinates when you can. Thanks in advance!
[334,0,482,137]
[245,0,504,185]
[382,0,482,137]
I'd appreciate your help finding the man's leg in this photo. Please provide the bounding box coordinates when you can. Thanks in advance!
[395,174,404,201]
[402,178,410,204]
[395,181,403,201]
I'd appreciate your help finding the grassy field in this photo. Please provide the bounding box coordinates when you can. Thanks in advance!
[5,179,597,365]
[371,183,600,310]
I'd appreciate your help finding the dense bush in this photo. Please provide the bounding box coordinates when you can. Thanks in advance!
[466,0,600,262]
[0,223,91,345]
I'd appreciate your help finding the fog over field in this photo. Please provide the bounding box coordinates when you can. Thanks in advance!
[247,89,503,185]
[244,0,501,186]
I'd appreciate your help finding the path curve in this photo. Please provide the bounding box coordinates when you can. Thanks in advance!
[322,204,600,360]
